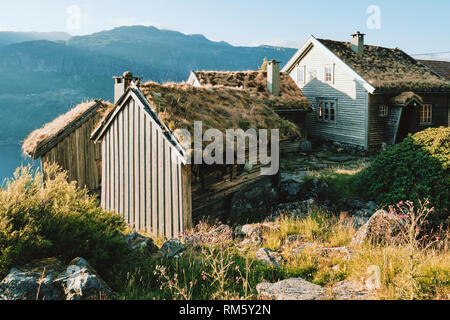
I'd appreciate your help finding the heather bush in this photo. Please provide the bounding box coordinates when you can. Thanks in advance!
[0,165,131,278]
[362,127,449,216]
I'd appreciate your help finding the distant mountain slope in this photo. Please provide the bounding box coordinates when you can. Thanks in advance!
[0,25,297,145]
[0,31,71,48]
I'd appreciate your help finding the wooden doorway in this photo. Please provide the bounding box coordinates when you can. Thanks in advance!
[396,106,414,143]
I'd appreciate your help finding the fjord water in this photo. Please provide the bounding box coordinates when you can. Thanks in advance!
[0,144,39,184]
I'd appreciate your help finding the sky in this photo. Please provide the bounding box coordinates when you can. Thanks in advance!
[0,0,449,56]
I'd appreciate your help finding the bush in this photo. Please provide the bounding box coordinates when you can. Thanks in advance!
[362,127,449,216]
[0,165,131,278]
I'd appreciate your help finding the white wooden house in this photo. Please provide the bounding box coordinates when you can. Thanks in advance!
[282,32,450,151]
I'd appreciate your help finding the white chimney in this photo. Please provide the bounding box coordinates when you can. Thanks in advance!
[351,31,365,57]
[267,60,281,96]
[113,71,134,103]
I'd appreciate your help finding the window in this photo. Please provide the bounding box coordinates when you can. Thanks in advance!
[379,105,388,117]
[318,99,337,123]
[297,65,306,84]
[324,64,334,83]
[420,104,432,124]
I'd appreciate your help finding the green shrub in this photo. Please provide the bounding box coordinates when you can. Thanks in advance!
[362,127,449,216]
[0,165,131,278]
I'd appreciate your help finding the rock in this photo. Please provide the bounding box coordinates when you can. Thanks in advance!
[255,248,282,266]
[300,140,312,152]
[339,197,368,211]
[350,216,370,229]
[291,242,316,256]
[284,234,302,246]
[302,178,328,199]
[234,224,263,245]
[351,210,402,246]
[322,247,352,260]
[367,201,378,212]
[257,278,325,300]
[185,224,233,247]
[160,239,185,258]
[0,258,64,300]
[54,258,116,300]
[331,279,375,300]
[0,257,115,300]
[124,231,159,255]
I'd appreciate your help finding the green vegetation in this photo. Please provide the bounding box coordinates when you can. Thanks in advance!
[0,165,131,278]
[362,127,449,216]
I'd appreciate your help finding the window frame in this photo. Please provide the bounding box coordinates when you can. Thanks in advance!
[317,98,337,124]
[379,104,389,118]
[297,65,306,84]
[420,104,433,125]
[324,64,334,83]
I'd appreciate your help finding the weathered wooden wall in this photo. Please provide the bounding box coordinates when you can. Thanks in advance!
[41,111,103,194]
[101,97,186,238]
[288,44,369,149]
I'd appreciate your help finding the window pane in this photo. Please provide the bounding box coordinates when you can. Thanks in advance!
[330,107,335,121]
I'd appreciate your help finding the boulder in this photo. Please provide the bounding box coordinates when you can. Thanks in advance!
[0,257,115,300]
[351,210,402,246]
[255,248,282,266]
[330,279,375,300]
[124,231,159,255]
[54,258,116,300]
[0,258,64,300]
[160,239,185,258]
[257,278,325,300]
[234,224,263,245]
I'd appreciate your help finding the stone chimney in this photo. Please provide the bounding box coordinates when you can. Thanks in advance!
[113,71,134,103]
[267,60,281,96]
[351,31,365,57]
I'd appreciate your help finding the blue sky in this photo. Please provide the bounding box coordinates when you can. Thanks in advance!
[0,0,449,55]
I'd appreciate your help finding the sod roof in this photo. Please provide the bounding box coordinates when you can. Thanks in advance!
[318,39,450,92]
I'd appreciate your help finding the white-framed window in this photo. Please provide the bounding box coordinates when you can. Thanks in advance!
[317,98,337,123]
[420,104,432,124]
[324,64,334,83]
[297,65,306,84]
[379,105,389,117]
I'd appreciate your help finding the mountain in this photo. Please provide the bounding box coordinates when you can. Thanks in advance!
[0,31,71,48]
[0,25,297,145]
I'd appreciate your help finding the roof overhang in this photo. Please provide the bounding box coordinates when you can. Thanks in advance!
[389,92,424,107]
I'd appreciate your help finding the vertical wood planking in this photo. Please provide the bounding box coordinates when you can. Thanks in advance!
[129,101,135,228]
[145,114,152,235]
[105,131,110,211]
[114,116,120,212]
[134,101,140,231]
[164,141,172,237]
[109,121,115,212]
[151,122,158,236]
[123,102,130,224]
[139,107,146,232]
[101,141,106,208]
[171,153,179,238]
[177,159,183,236]
[157,132,164,236]
[118,109,124,216]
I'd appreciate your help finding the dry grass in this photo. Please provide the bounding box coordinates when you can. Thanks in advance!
[318,39,450,92]
[139,81,301,139]
[22,100,113,158]
[389,91,423,106]
[194,71,312,110]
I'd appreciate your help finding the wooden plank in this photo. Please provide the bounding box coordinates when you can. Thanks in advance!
[177,159,183,236]
[181,164,192,231]
[105,131,110,211]
[110,121,115,212]
[164,141,172,237]
[172,154,179,238]
[123,103,130,224]
[134,100,140,231]
[101,141,106,208]
[151,122,158,236]
[140,106,146,232]
[118,109,124,216]
[158,132,164,236]
[114,116,120,212]
[129,101,135,229]
[145,114,152,235]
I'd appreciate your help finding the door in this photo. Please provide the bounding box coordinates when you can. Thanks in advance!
[396,106,414,143]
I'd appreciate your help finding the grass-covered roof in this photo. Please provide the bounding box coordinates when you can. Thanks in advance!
[318,39,450,92]
[194,71,312,110]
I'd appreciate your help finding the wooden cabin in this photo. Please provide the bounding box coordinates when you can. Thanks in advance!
[91,72,311,238]
[187,62,312,137]
[282,32,450,151]
[22,100,112,194]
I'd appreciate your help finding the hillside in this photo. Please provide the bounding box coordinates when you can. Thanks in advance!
[0,26,297,145]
